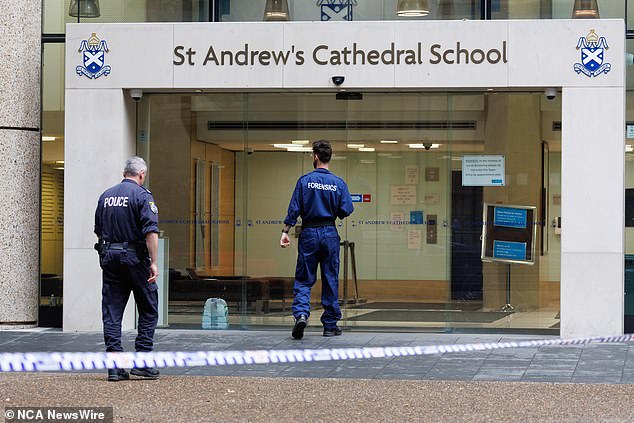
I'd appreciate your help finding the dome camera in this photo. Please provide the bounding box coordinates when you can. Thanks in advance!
[544,87,557,101]
[129,89,143,102]
[423,142,432,151]
[332,76,345,86]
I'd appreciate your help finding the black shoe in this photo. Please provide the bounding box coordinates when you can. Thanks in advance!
[107,368,129,382]
[323,326,343,337]
[292,315,308,340]
[130,367,160,380]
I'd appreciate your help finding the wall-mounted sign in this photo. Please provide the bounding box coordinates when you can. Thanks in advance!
[391,186,417,205]
[405,165,419,184]
[481,203,536,265]
[351,194,362,202]
[410,210,423,224]
[462,155,505,186]
[425,167,439,182]
[408,230,422,250]
[66,21,625,91]
[390,212,405,232]
[363,194,372,202]
[424,193,439,205]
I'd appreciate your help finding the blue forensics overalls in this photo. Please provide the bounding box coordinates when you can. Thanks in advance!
[94,179,160,352]
[284,168,354,328]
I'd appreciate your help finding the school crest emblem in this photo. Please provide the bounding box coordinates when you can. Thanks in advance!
[318,0,356,21]
[574,29,611,77]
[76,33,111,79]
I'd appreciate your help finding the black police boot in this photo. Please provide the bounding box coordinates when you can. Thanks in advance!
[323,326,343,337]
[130,367,160,380]
[292,315,308,340]
[107,368,130,382]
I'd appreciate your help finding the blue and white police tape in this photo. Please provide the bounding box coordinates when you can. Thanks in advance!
[1,334,632,372]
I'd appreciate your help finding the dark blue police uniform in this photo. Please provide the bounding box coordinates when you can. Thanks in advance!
[94,179,159,352]
[284,168,354,329]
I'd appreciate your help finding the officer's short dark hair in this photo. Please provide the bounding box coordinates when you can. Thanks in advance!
[313,140,332,164]
[123,156,148,177]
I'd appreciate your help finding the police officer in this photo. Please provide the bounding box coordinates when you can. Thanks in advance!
[280,140,354,339]
[94,156,160,381]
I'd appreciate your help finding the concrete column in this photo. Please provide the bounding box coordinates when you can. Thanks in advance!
[0,1,41,327]
[561,87,625,338]
[64,89,137,331]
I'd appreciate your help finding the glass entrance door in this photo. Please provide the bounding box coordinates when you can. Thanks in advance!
[338,93,454,330]
[144,91,561,334]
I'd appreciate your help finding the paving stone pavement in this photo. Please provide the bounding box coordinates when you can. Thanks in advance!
[0,328,633,384]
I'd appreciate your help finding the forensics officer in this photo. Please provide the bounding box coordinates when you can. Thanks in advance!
[94,156,160,381]
[280,140,354,339]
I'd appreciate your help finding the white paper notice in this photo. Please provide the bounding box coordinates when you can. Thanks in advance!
[390,212,405,232]
[407,230,422,250]
[462,155,505,186]
[391,186,417,205]
[424,193,439,205]
[405,165,419,185]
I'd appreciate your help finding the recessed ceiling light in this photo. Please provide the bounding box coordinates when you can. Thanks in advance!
[292,140,310,145]
[42,136,56,141]
[380,140,398,144]
[408,143,440,149]
[359,147,375,152]
[347,144,365,149]
[273,143,296,149]
[286,147,312,152]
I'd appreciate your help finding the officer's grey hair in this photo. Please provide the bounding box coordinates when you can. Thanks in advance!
[123,156,147,177]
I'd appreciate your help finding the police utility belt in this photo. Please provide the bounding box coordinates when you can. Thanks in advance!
[94,240,148,257]
[302,219,335,228]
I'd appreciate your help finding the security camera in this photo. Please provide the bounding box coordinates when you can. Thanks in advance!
[129,89,143,102]
[544,87,557,101]
[332,76,345,86]
[423,142,432,151]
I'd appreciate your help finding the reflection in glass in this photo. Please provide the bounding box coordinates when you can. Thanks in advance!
[438,0,455,19]
[263,0,290,21]
[396,0,430,17]
[68,0,100,18]
[572,0,600,19]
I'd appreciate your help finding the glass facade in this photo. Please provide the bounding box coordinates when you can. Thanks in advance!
[40,0,633,332]
[138,92,561,332]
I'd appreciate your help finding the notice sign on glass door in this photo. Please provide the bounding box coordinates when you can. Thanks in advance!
[462,155,505,186]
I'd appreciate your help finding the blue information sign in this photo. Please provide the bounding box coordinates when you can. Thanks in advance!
[410,210,423,224]
[493,240,527,261]
[351,194,362,203]
[494,207,527,229]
